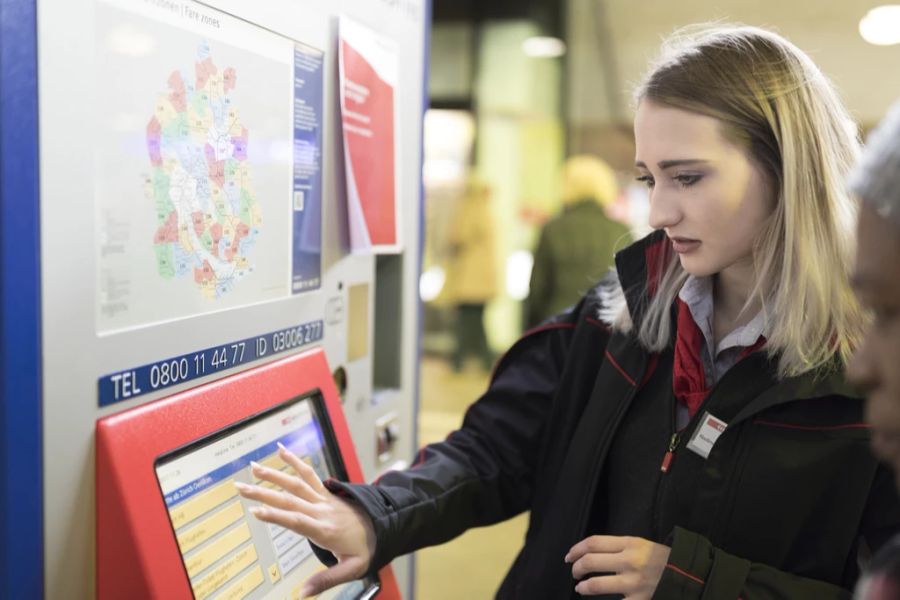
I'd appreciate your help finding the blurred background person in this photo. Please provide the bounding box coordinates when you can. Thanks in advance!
[525,155,632,327]
[847,100,900,600]
[442,175,498,372]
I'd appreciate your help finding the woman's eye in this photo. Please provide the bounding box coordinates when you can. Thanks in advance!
[635,174,654,188]
[674,173,702,188]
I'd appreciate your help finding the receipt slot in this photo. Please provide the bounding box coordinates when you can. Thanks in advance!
[96,349,400,600]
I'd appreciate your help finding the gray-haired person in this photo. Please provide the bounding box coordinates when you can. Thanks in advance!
[848,100,900,600]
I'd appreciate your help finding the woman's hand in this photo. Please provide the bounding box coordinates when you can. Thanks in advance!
[565,535,670,598]
[234,443,376,597]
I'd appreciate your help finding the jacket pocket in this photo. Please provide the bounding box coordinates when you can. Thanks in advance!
[713,420,874,586]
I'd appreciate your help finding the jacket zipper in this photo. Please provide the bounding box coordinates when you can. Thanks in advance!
[660,432,680,473]
[651,355,764,541]
[658,352,746,476]
[652,390,679,539]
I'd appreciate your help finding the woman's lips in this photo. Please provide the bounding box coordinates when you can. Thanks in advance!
[670,237,701,254]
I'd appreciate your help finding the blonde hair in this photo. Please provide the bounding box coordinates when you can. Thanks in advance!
[560,155,619,207]
[619,24,865,378]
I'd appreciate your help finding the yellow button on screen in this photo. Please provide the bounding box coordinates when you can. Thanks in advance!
[177,500,244,554]
[192,543,258,600]
[215,564,265,600]
[183,522,252,578]
[169,479,238,529]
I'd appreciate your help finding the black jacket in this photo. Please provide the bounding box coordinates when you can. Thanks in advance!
[326,231,900,599]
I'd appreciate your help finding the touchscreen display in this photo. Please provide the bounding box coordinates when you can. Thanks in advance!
[155,393,378,600]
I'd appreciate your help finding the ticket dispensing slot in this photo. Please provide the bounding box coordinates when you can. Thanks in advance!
[96,349,401,600]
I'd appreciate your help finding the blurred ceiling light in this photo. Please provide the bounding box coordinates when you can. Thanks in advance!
[423,159,467,187]
[419,266,446,302]
[522,36,566,58]
[423,109,475,186]
[506,250,534,301]
[859,5,900,46]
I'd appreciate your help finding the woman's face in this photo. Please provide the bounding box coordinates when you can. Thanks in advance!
[634,100,777,280]
[847,203,900,486]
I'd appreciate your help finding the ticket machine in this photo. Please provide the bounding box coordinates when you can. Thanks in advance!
[0,0,429,597]
[97,350,401,599]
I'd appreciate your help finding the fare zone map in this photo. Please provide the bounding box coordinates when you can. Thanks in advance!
[146,42,262,300]
[96,0,323,333]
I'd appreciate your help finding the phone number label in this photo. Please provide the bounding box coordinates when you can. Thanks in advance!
[98,320,324,407]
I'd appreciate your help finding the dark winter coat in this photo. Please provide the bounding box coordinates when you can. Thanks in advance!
[325,230,900,599]
[526,198,632,328]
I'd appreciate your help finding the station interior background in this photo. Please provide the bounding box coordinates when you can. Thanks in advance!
[415,0,900,597]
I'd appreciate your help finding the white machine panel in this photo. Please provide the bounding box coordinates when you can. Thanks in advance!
[37,0,427,596]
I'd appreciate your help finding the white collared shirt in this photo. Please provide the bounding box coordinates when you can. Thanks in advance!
[674,275,768,429]
[678,275,766,386]
[677,275,768,386]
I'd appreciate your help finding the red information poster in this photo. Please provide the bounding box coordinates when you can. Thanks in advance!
[339,16,401,253]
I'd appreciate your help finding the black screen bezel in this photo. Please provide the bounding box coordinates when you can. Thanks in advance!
[153,390,380,599]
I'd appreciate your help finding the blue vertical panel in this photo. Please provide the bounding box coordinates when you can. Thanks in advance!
[291,43,325,294]
[0,0,43,595]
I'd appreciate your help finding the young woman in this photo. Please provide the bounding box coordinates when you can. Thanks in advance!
[236,26,900,599]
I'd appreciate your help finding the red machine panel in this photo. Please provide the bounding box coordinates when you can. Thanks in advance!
[96,348,401,600]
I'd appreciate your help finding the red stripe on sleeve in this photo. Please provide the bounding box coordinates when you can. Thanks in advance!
[665,563,705,585]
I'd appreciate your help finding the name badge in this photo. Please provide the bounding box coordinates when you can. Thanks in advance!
[686,412,728,459]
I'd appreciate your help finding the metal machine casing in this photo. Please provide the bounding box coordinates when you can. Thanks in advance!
[0,0,429,596]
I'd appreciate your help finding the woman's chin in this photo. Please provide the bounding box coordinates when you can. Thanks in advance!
[677,255,716,278]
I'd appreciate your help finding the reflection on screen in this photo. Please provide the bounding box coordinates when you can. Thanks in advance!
[155,394,377,600]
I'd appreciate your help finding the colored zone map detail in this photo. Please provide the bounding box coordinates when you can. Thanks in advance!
[96,0,318,333]
[146,42,262,300]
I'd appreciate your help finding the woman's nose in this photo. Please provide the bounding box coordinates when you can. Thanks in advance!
[647,190,681,230]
